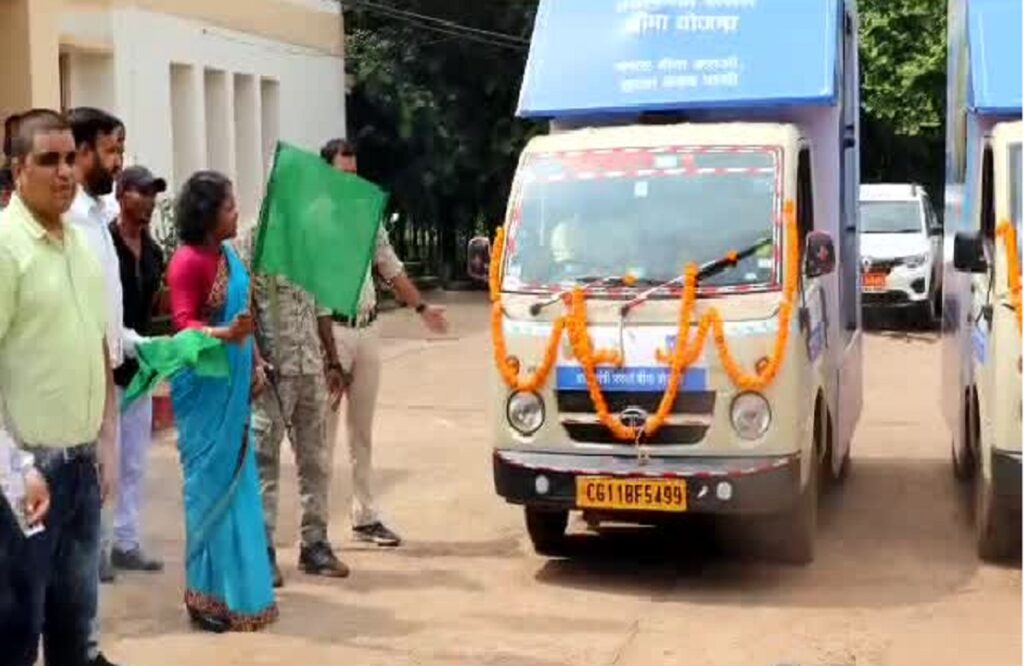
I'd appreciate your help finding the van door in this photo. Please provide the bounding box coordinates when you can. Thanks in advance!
[836,1,863,464]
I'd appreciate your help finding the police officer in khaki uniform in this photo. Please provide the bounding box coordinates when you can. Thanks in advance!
[321,139,448,547]
[245,230,348,586]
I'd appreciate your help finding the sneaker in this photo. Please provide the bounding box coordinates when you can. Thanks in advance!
[299,542,350,578]
[99,552,116,584]
[91,653,120,666]
[353,522,402,548]
[112,546,164,572]
[268,547,284,588]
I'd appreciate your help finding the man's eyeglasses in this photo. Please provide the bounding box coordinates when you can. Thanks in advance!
[32,151,76,169]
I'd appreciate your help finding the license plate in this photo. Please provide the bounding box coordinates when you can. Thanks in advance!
[863,272,887,291]
[576,477,687,512]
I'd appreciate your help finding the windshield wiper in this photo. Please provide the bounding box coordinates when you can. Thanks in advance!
[619,235,774,317]
[528,275,628,316]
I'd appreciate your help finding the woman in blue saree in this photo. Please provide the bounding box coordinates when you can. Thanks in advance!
[165,171,277,632]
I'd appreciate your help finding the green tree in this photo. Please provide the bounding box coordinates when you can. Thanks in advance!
[345,1,541,280]
[859,0,947,205]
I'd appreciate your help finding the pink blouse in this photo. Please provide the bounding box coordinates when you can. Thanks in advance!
[166,245,222,332]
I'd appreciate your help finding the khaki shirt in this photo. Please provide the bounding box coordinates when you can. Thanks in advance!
[356,227,405,315]
[242,227,328,377]
[0,196,108,446]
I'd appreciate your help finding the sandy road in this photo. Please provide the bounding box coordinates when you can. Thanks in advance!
[100,294,1020,666]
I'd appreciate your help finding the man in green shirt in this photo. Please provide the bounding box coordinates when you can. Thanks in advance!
[0,109,120,666]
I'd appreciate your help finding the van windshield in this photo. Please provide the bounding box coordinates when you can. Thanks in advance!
[859,200,924,234]
[503,148,781,290]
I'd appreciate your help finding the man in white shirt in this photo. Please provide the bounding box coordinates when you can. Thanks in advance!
[67,107,126,666]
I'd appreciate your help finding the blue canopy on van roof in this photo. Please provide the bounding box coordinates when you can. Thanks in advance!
[517,0,842,119]
[968,0,1022,115]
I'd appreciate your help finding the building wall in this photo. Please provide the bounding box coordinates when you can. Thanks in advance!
[60,4,346,221]
[63,0,343,56]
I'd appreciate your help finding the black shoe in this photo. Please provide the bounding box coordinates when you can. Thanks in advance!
[91,653,120,666]
[353,522,402,547]
[99,553,116,584]
[112,546,164,572]
[188,607,230,634]
[268,547,284,588]
[299,542,350,578]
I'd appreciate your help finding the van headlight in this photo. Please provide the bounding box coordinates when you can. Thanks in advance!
[507,391,545,436]
[730,392,772,440]
[904,253,930,269]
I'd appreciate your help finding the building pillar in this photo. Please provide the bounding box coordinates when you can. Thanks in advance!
[0,0,61,121]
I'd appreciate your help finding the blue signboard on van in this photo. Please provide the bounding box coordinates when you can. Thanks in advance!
[967,0,1022,115]
[518,0,842,119]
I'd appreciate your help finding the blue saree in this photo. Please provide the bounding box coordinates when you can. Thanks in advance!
[170,243,277,631]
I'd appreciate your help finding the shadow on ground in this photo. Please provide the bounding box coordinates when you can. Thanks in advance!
[533,456,1017,609]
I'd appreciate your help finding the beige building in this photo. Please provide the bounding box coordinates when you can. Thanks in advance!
[0,0,347,218]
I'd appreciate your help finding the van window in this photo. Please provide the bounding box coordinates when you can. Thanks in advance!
[981,145,995,239]
[797,148,814,244]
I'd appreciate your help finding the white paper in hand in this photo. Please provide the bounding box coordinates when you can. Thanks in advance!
[0,429,43,537]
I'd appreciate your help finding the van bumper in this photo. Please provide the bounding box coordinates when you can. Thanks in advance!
[493,450,802,515]
[991,449,1022,504]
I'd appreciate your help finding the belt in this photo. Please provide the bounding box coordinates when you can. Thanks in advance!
[23,442,97,463]
[332,309,378,328]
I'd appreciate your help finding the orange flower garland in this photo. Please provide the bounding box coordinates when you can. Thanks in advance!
[489,226,567,393]
[489,201,802,442]
[997,220,1022,333]
[709,204,800,391]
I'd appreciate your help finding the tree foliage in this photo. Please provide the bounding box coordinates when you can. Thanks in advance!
[345,2,540,278]
[859,0,947,205]
[345,1,950,276]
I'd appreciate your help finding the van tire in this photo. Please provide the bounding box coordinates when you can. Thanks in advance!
[525,508,568,556]
[758,457,817,565]
[953,392,977,482]
[915,299,936,329]
[951,437,974,481]
[975,475,1019,561]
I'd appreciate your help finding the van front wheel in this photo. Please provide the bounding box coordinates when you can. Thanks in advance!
[525,508,569,556]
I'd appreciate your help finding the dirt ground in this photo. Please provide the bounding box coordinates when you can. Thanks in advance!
[98,293,1021,666]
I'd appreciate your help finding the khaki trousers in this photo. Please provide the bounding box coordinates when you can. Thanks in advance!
[326,322,382,528]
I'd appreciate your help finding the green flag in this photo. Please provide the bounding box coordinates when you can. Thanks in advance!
[122,330,229,409]
[254,142,387,318]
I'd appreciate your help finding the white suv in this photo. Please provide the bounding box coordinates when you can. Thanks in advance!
[858,184,943,323]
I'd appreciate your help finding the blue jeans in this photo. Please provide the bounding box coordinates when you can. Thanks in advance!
[0,494,38,665]
[6,446,102,666]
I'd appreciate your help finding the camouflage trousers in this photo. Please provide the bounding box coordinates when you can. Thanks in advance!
[252,372,333,548]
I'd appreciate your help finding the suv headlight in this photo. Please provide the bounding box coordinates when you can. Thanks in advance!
[730,392,772,440]
[904,253,930,269]
[507,391,545,436]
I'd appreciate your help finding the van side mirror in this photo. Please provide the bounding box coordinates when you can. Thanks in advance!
[467,236,491,283]
[953,231,987,273]
[805,231,836,278]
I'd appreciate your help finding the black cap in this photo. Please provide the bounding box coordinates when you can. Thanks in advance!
[117,165,167,196]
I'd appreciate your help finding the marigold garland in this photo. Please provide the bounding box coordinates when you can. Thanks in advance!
[489,202,802,441]
[489,226,567,392]
[997,220,1022,333]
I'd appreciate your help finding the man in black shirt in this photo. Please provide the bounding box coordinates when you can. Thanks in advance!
[108,166,166,573]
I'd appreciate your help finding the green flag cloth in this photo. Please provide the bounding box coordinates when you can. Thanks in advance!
[122,330,229,409]
[254,142,387,318]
